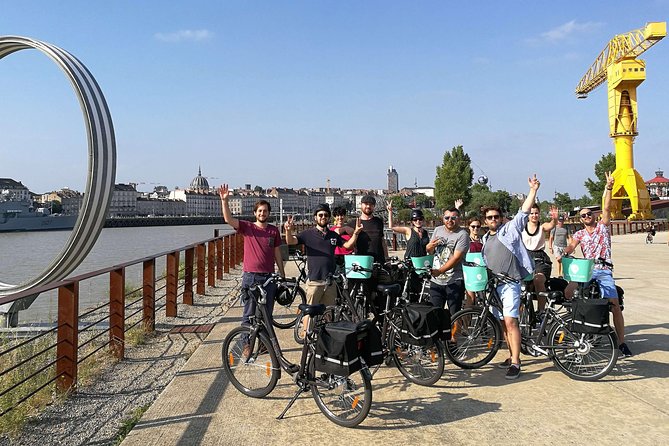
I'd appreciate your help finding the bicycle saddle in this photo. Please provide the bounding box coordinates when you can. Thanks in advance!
[298,303,326,316]
[375,283,402,298]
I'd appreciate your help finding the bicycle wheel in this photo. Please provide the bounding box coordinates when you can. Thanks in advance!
[548,321,618,381]
[388,327,445,386]
[518,302,536,356]
[310,355,372,428]
[222,326,279,397]
[446,308,502,369]
[272,284,306,329]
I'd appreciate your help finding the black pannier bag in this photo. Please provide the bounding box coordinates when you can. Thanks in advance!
[400,303,451,346]
[571,299,610,334]
[314,320,363,376]
[356,320,384,367]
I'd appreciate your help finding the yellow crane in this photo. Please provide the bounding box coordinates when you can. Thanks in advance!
[575,22,666,220]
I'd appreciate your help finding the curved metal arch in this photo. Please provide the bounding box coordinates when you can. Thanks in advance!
[0,36,116,296]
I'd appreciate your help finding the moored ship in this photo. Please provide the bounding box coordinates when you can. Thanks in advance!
[0,200,76,232]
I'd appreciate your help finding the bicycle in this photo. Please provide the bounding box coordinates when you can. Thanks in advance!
[222,274,373,427]
[272,251,307,329]
[448,263,619,380]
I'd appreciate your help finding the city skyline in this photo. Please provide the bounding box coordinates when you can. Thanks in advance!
[1,2,668,200]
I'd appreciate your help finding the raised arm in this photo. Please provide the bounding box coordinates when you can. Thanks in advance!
[218,184,239,229]
[522,174,540,214]
[601,171,614,225]
[542,205,558,232]
[284,215,298,245]
[386,201,410,235]
[342,218,363,250]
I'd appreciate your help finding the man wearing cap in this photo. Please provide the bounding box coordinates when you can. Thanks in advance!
[548,214,571,277]
[349,194,388,264]
[285,204,362,306]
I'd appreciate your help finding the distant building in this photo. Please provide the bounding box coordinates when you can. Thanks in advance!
[0,178,30,201]
[646,169,669,199]
[109,184,139,217]
[168,168,220,216]
[136,197,187,216]
[387,166,399,193]
[41,188,83,215]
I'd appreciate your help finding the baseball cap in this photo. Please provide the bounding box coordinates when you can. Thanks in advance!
[360,195,376,205]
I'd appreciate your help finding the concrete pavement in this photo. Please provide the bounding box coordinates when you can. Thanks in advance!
[122,231,669,445]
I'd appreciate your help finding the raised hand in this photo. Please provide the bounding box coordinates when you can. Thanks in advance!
[549,205,559,220]
[284,215,295,232]
[218,184,230,200]
[386,201,393,212]
[353,217,363,235]
[454,198,463,210]
[528,174,540,191]
[605,171,615,189]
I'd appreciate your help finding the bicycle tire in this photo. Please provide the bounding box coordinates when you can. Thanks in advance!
[222,326,279,398]
[309,354,372,428]
[388,327,445,386]
[548,320,618,381]
[272,285,306,329]
[446,308,502,369]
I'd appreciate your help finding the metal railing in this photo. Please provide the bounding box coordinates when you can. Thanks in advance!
[0,230,244,419]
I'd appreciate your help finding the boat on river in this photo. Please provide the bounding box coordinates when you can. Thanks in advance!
[0,200,76,232]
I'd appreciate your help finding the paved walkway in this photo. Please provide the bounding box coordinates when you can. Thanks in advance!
[122,232,669,446]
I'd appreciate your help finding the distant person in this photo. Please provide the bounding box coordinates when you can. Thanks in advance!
[426,207,469,315]
[481,175,540,380]
[349,195,388,263]
[558,172,632,358]
[548,215,571,277]
[521,203,558,312]
[468,217,483,253]
[285,204,361,308]
[386,203,430,300]
[218,184,285,340]
[330,206,354,267]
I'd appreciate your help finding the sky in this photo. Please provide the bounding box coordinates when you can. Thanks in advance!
[1,1,668,202]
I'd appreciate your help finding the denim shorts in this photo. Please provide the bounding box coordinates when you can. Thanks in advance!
[592,268,618,299]
[496,281,521,319]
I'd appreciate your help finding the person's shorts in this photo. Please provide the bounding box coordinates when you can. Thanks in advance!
[530,250,552,277]
[552,246,566,259]
[494,281,521,319]
[591,268,618,299]
[306,280,337,306]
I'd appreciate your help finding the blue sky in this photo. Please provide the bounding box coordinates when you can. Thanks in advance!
[1,1,668,201]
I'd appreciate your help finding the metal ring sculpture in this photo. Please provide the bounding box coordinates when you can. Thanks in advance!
[0,36,116,296]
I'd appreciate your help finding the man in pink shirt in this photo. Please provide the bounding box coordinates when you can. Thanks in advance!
[219,184,285,328]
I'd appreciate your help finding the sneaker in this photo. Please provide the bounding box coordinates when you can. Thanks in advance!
[505,364,521,380]
[497,358,512,369]
[619,343,633,358]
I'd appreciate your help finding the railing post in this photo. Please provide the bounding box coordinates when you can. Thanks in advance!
[197,243,206,295]
[184,247,195,305]
[208,240,216,287]
[392,233,397,251]
[143,259,155,331]
[166,251,179,317]
[57,282,79,393]
[224,235,231,274]
[110,267,125,359]
[216,238,224,280]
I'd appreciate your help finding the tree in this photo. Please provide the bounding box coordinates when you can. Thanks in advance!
[388,195,407,210]
[553,192,573,213]
[584,153,615,199]
[50,200,63,214]
[434,145,473,211]
[467,184,514,216]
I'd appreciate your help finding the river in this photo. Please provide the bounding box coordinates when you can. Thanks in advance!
[0,224,235,324]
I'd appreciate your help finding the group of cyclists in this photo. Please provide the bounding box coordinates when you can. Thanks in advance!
[219,171,633,384]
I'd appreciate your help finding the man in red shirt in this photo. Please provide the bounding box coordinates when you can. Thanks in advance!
[219,184,285,329]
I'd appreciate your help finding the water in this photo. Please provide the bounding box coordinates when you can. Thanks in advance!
[0,224,235,323]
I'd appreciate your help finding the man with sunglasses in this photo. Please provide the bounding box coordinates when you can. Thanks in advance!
[426,208,469,315]
[285,204,362,307]
[559,172,632,358]
[481,175,541,379]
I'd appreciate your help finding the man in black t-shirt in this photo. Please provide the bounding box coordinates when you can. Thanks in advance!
[349,195,388,263]
[285,204,362,306]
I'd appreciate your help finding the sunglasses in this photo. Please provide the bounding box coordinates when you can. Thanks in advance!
[412,217,424,221]
[470,225,481,229]
[485,215,501,220]
[443,216,458,221]
[580,212,593,218]
[316,213,330,218]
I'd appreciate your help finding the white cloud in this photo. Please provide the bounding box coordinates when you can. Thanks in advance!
[154,29,214,43]
[526,20,603,46]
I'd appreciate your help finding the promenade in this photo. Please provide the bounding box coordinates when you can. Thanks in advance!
[121,232,669,446]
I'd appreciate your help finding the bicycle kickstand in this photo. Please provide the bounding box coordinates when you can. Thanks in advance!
[276,387,305,420]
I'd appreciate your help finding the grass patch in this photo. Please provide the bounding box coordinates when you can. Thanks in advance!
[114,403,151,445]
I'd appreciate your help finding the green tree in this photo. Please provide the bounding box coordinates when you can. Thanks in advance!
[434,145,474,211]
[388,195,407,210]
[553,192,573,213]
[467,184,514,216]
[584,153,615,199]
[413,194,433,209]
[50,200,63,214]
